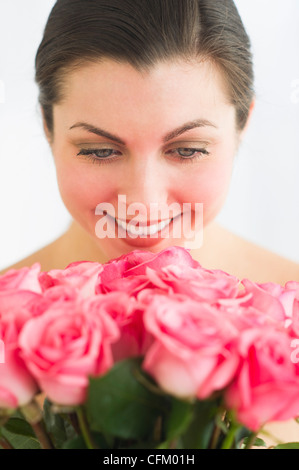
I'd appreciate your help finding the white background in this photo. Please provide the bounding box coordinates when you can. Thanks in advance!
[0,0,298,270]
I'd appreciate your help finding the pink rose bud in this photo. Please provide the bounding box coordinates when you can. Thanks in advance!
[95,246,200,296]
[0,263,42,294]
[143,295,239,399]
[0,305,38,409]
[19,297,120,406]
[39,261,103,298]
[225,325,299,431]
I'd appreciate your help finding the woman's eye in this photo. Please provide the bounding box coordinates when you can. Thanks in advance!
[166,148,210,159]
[77,148,119,159]
[76,146,210,166]
[178,148,199,157]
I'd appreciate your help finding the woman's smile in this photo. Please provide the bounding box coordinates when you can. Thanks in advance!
[107,213,178,248]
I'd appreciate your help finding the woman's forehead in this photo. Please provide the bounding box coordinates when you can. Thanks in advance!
[55,58,235,133]
[63,58,229,97]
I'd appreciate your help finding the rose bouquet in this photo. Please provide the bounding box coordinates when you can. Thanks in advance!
[0,246,299,450]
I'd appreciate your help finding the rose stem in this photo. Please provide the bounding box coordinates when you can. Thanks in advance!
[0,437,14,449]
[20,399,54,449]
[220,422,240,449]
[244,431,258,449]
[76,407,98,450]
[208,423,222,449]
[30,421,54,449]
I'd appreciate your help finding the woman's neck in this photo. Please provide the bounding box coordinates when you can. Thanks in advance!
[62,219,110,265]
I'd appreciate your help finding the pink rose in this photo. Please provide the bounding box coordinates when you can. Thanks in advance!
[27,284,84,318]
[142,295,239,399]
[290,300,299,337]
[225,325,299,431]
[240,279,298,323]
[0,346,38,409]
[0,285,78,329]
[19,297,120,406]
[0,290,43,330]
[143,263,240,302]
[285,281,299,294]
[0,294,39,408]
[96,246,240,305]
[93,292,153,362]
[284,281,299,336]
[102,246,199,276]
[95,246,200,296]
[39,261,103,298]
[0,263,42,294]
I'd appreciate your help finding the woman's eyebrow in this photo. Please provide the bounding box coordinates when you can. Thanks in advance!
[69,119,218,144]
[69,122,125,145]
[163,119,218,142]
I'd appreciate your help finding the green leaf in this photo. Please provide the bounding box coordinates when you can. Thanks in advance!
[214,411,229,435]
[0,411,39,449]
[3,418,36,439]
[180,399,218,449]
[43,398,77,448]
[0,427,41,449]
[234,427,253,448]
[86,358,169,441]
[62,436,87,449]
[251,437,267,447]
[62,430,109,449]
[274,442,299,449]
[157,398,194,448]
[242,436,267,448]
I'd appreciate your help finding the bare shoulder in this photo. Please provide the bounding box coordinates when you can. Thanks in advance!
[0,233,70,276]
[231,232,298,284]
[199,223,299,285]
[0,221,103,276]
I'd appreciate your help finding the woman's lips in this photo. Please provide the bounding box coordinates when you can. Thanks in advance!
[116,218,173,235]
[115,216,178,227]
[105,213,182,247]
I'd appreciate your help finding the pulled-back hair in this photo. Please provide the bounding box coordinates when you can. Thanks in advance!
[35,0,254,134]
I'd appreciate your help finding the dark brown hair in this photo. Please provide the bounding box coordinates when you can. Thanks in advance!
[35,0,254,135]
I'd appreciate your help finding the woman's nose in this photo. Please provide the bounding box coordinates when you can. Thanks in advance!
[118,156,171,219]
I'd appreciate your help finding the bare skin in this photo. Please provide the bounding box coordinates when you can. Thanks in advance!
[1,218,298,286]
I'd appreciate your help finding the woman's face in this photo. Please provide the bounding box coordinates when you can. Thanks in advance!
[49,58,242,260]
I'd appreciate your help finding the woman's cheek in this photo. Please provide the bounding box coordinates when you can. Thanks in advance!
[55,162,113,221]
[182,160,233,224]
[205,163,232,202]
